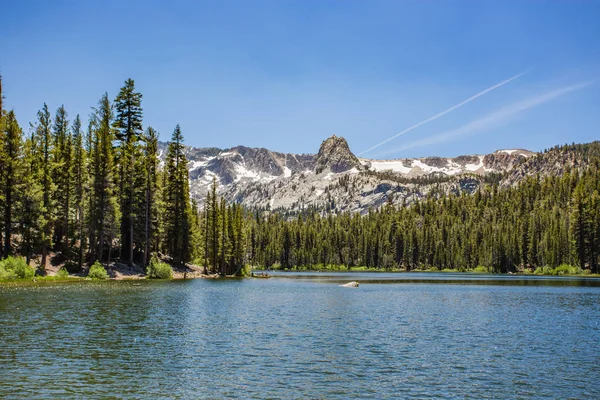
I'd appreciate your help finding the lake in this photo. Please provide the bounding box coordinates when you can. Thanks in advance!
[1,272,600,399]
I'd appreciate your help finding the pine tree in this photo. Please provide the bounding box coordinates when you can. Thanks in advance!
[52,105,73,252]
[72,115,87,269]
[571,183,587,270]
[219,198,229,275]
[33,104,55,273]
[1,111,23,256]
[19,129,44,265]
[206,177,220,273]
[113,78,143,267]
[90,93,120,265]
[142,126,159,266]
[164,124,192,264]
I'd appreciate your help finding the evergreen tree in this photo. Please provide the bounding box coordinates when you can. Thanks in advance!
[113,78,143,267]
[19,128,44,265]
[90,93,120,265]
[142,126,159,266]
[1,111,23,256]
[34,104,55,273]
[52,105,73,252]
[72,115,87,269]
[164,124,192,264]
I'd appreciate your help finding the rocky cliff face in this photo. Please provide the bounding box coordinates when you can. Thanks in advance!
[315,135,363,174]
[159,135,542,214]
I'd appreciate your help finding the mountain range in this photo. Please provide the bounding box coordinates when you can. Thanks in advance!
[158,135,580,214]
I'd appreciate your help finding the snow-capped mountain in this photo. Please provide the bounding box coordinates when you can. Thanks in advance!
[159,135,535,214]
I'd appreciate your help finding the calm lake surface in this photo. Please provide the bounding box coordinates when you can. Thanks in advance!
[1,272,600,399]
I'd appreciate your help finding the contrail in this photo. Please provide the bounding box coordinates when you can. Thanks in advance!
[377,80,596,156]
[358,69,532,155]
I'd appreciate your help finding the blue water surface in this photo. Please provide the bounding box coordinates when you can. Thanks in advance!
[1,273,599,399]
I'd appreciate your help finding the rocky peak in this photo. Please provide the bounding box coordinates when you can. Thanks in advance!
[315,135,362,174]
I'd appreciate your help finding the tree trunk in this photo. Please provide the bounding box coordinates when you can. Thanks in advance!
[143,183,150,267]
[4,170,12,256]
[129,149,134,267]
[41,245,47,276]
[78,206,85,269]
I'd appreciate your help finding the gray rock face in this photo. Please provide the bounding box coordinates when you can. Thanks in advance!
[315,135,363,174]
[159,138,537,215]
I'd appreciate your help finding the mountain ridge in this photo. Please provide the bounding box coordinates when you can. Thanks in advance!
[158,135,584,214]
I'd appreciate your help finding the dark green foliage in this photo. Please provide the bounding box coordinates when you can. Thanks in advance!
[72,115,87,269]
[89,93,120,265]
[143,126,160,266]
[1,111,23,256]
[201,180,246,275]
[34,103,54,273]
[164,125,194,265]
[52,105,73,252]
[114,78,144,266]
[0,76,200,273]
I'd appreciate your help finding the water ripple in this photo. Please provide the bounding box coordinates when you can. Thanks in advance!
[1,275,599,398]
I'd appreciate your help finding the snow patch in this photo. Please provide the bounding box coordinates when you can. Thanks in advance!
[323,172,335,181]
[412,160,437,173]
[369,161,412,174]
[190,158,212,170]
[283,167,292,178]
[500,149,517,155]
[465,156,484,172]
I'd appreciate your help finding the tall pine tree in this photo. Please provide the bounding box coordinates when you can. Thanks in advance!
[113,78,143,267]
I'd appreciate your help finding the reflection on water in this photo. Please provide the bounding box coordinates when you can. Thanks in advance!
[1,274,599,398]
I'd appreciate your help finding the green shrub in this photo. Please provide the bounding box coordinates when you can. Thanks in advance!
[552,264,580,276]
[473,265,490,273]
[0,262,14,279]
[271,262,281,270]
[146,253,173,279]
[236,264,251,277]
[534,266,550,275]
[0,256,35,279]
[534,265,580,275]
[55,268,70,278]
[88,261,109,279]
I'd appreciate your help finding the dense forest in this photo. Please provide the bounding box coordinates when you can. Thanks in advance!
[0,76,245,276]
[251,157,600,274]
[1,75,599,277]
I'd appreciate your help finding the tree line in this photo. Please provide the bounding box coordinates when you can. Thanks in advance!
[0,77,211,274]
[249,143,600,274]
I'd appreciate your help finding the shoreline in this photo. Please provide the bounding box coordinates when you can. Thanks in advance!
[3,266,599,285]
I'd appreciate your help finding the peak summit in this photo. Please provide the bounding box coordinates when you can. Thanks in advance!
[315,135,362,174]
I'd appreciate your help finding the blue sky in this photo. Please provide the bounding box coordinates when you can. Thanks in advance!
[1,1,599,158]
